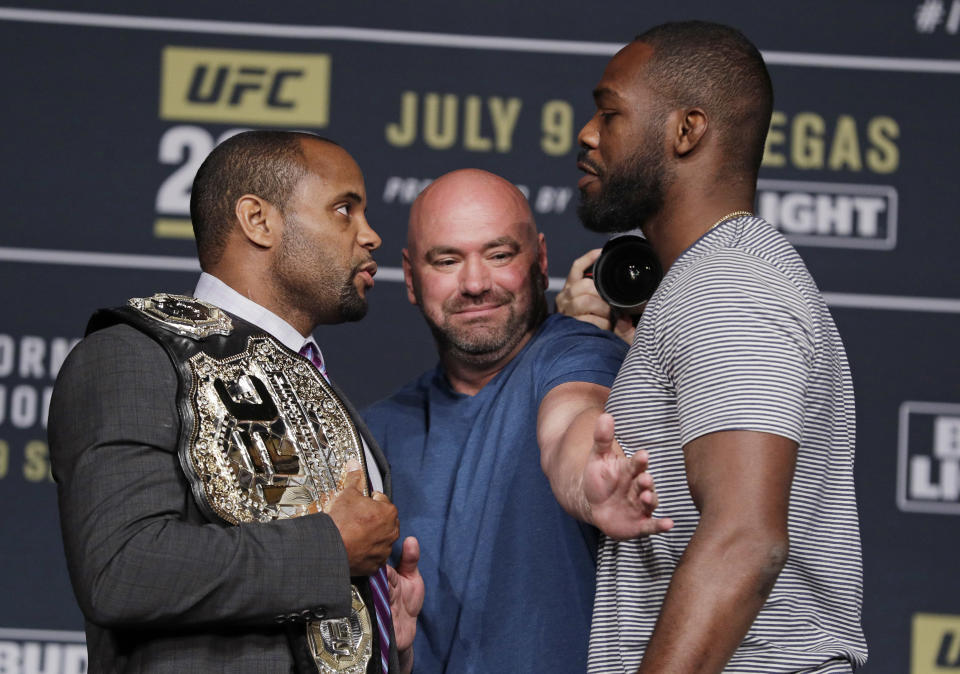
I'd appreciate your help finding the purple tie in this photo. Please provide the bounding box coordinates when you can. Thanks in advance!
[299,341,329,381]
[369,566,392,673]
[298,342,392,672]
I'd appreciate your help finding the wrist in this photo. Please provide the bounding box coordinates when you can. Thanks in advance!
[399,646,414,674]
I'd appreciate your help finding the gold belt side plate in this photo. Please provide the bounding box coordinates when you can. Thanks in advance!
[187,335,373,673]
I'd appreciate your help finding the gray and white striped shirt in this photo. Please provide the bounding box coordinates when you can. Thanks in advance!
[589,216,867,673]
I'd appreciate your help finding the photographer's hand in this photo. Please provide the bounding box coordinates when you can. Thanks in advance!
[556,249,636,344]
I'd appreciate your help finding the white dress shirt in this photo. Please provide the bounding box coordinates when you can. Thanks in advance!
[193,272,384,492]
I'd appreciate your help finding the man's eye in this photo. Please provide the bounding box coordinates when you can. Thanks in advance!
[490,251,513,262]
[335,204,349,216]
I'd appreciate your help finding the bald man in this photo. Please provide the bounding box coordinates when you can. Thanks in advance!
[363,169,670,673]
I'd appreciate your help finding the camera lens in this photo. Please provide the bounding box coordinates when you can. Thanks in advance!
[591,235,662,310]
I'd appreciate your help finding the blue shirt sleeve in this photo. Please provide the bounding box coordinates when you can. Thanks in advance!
[531,315,628,405]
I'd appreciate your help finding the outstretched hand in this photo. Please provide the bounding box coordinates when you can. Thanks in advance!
[386,536,423,674]
[582,413,674,539]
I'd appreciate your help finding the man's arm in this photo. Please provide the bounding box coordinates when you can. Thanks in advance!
[537,382,672,538]
[637,430,796,673]
[49,326,397,629]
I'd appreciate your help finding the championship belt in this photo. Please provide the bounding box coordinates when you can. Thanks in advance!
[127,294,374,674]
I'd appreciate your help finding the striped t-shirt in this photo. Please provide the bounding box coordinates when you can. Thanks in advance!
[589,216,868,673]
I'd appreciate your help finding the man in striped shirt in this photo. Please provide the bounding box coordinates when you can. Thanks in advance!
[572,21,868,672]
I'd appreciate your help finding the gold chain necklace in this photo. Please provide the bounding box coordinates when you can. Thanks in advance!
[709,210,753,230]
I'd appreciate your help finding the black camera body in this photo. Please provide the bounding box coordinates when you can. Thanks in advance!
[584,234,663,312]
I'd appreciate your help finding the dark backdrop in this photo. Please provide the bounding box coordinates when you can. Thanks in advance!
[1,3,958,672]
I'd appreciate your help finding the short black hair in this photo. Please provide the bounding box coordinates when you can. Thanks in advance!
[189,129,332,269]
[635,21,773,178]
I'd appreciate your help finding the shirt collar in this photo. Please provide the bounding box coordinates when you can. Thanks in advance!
[192,272,320,355]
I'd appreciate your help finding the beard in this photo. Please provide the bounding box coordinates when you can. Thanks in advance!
[415,263,548,366]
[273,216,369,324]
[334,263,369,322]
[577,134,671,234]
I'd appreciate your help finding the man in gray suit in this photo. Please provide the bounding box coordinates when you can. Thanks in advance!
[48,131,422,673]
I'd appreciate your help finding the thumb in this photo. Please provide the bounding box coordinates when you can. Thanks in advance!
[592,413,617,457]
[341,459,365,493]
[567,248,603,284]
[397,536,420,576]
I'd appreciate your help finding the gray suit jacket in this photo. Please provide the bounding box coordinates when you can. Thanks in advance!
[48,321,399,673]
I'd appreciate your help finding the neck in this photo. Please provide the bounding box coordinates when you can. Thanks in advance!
[206,264,314,337]
[642,181,755,272]
[441,329,537,396]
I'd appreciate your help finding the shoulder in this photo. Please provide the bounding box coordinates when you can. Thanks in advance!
[531,314,628,359]
[519,315,627,396]
[50,323,180,458]
[660,245,811,328]
[363,369,434,429]
[60,323,174,382]
[648,246,817,370]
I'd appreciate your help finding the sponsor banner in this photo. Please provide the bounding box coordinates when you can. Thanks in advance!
[0,333,79,486]
[0,629,86,674]
[912,614,960,673]
[0,8,959,674]
[756,179,897,250]
[898,401,960,515]
[160,47,332,127]
[7,11,960,302]
[913,0,960,35]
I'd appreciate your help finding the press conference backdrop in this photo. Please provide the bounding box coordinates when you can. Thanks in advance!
[1,2,958,672]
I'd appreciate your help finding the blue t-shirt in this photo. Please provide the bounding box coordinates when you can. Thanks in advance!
[364,314,627,673]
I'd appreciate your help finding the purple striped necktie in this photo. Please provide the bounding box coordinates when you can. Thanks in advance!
[298,341,392,672]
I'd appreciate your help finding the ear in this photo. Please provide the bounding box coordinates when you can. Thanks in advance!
[674,107,708,157]
[401,248,418,305]
[537,232,549,283]
[235,194,281,248]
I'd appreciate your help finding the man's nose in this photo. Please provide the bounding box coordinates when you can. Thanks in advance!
[578,114,600,150]
[357,215,382,251]
[459,257,491,296]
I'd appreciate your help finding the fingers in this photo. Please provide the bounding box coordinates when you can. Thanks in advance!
[371,490,390,503]
[640,516,674,535]
[612,313,637,344]
[565,248,603,285]
[605,515,675,541]
[631,448,649,470]
[639,486,659,511]
[621,453,646,482]
[625,451,658,511]
[558,279,615,322]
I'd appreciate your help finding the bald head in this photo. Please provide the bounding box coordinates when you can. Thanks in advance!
[407,169,536,255]
[402,169,549,378]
